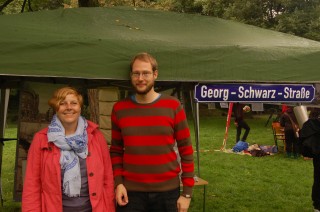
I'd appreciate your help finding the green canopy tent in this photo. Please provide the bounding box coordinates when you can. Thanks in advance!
[1,7,320,84]
[1,6,320,205]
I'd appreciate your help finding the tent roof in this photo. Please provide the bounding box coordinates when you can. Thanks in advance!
[1,6,320,86]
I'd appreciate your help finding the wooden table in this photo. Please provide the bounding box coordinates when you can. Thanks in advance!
[181,177,209,212]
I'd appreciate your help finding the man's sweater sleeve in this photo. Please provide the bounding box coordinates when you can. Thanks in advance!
[109,107,124,187]
[175,103,195,196]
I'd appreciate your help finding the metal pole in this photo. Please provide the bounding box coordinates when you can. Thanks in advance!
[190,90,200,177]
[0,89,10,206]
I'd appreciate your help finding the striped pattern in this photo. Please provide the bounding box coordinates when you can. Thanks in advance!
[110,94,194,196]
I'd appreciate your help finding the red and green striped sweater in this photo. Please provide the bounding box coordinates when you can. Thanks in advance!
[110,94,194,196]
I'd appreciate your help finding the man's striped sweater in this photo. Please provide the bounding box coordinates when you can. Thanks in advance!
[110,94,194,196]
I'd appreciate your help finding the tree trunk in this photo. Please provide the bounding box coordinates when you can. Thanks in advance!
[0,0,14,12]
[78,0,100,7]
[87,89,99,124]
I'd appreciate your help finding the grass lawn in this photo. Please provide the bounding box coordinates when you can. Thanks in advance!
[1,111,315,211]
[2,127,21,212]
[189,112,313,212]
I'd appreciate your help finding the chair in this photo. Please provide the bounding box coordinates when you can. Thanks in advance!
[271,122,286,150]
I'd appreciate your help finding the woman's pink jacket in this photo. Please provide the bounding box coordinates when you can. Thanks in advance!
[22,121,115,212]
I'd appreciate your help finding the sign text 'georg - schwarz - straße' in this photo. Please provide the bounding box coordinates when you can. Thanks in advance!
[194,84,315,102]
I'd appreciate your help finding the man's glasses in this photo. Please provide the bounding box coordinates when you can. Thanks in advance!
[131,72,153,79]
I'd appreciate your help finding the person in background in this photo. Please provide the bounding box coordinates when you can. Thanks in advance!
[281,104,288,113]
[22,87,115,212]
[110,52,195,212]
[234,102,250,143]
[280,106,299,158]
[300,108,320,211]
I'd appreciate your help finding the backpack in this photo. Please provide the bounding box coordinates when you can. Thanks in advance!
[232,141,249,152]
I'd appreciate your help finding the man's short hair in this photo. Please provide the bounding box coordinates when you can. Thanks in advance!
[130,52,158,72]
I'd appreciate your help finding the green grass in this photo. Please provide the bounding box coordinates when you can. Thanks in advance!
[2,127,21,212]
[1,112,315,211]
[189,113,313,211]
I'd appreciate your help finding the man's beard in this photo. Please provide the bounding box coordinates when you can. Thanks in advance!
[133,82,154,95]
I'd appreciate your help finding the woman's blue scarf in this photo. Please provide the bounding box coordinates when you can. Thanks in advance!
[47,114,88,197]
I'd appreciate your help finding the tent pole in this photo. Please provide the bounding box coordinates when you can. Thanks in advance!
[0,89,10,206]
[190,90,200,177]
[221,102,234,151]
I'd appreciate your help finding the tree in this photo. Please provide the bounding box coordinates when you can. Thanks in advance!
[181,0,320,41]
[200,0,233,17]
[0,0,14,13]
[0,0,65,14]
[275,0,320,40]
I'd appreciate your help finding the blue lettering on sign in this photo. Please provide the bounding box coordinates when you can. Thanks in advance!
[194,84,315,102]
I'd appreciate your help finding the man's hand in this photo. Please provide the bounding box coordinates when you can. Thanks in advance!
[115,184,129,206]
[177,196,191,212]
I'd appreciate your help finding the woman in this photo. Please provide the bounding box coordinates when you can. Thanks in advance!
[22,87,115,212]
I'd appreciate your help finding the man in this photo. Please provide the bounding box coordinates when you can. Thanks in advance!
[234,102,250,143]
[299,108,320,211]
[110,52,195,212]
[280,106,299,158]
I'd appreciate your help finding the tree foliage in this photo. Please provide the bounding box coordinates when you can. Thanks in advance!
[0,0,66,13]
[1,0,320,41]
[170,0,320,41]
[275,0,320,40]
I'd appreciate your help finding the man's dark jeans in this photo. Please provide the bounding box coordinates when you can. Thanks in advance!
[236,120,250,142]
[116,187,180,212]
[313,157,320,210]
